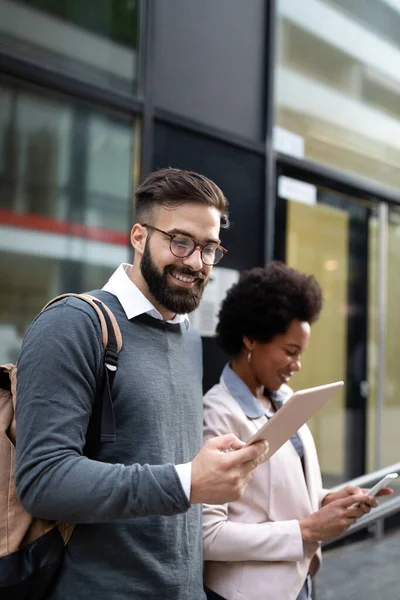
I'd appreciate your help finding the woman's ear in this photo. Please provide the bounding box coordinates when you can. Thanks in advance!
[243,336,254,351]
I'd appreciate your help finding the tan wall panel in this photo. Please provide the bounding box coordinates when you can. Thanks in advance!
[286,199,348,477]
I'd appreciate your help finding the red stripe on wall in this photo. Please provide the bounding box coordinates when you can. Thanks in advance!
[0,209,130,246]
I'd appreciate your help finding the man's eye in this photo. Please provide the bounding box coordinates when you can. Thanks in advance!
[174,238,191,248]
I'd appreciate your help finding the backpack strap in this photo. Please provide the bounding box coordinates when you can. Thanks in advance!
[41,293,122,445]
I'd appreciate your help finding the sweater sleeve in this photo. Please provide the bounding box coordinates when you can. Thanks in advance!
[15,300,189,523]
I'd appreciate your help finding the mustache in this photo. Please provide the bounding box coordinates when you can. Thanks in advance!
[165,265,206,280]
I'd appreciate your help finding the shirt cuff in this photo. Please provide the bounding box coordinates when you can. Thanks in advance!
[175,462,192,502]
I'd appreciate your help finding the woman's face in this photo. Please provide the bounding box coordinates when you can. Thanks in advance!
[249,319,311,391]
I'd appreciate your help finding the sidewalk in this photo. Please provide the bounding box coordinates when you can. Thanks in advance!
[315,531,400,599]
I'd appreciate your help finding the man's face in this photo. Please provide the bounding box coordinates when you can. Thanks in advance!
[139,203,221,314]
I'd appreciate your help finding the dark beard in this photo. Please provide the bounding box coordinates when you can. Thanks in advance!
[140,240,207,314]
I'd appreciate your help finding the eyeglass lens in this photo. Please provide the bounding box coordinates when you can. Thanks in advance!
[170,236,223,265]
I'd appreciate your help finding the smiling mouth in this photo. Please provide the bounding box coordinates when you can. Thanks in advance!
[171,271,196,283]
[279,373,293,383]
[169,270,203,287]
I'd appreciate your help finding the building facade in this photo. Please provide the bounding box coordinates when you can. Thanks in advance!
[1,0,400,487]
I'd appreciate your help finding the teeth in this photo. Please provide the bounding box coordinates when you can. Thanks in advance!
[172,272,195,283]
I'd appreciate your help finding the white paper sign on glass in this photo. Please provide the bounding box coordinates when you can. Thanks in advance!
[278,175,317,206]
[273,126,305,159]
[190,267,239,337]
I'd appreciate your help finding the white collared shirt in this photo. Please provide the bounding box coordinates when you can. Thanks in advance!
[102,263,189,325]
[102,263,192,501]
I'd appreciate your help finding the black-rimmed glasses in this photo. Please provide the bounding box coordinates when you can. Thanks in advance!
[141,224,227,266]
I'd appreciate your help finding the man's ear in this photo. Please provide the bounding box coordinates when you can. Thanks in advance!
[131,223,147,254]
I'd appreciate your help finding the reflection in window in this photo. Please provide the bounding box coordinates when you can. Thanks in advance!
[0,82,136,239]
[16,0,140,48]
[0,82,137,363]
[276,0,400,191]
[1,0,140,94]
[87,114,134,233]
[0,85,72,220]
[0,252,117,365]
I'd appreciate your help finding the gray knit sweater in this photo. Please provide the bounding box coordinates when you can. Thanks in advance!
[15,291,206,599]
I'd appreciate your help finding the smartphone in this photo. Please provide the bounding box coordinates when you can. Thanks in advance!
[367,472,398,497]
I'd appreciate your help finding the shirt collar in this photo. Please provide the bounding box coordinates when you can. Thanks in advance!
[102,263,189,326]
[221,363,291,419]
[221,363,269,419]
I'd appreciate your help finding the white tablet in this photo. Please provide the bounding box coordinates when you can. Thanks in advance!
[245,381,344,458]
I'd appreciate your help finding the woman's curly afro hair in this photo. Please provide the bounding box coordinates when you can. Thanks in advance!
[216,261,323,356]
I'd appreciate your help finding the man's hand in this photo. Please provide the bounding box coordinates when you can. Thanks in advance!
[300,493,378,543]
[322,484,393,508]
[190,435,269,504]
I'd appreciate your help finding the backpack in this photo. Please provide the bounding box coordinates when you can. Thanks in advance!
[0,293,122,600]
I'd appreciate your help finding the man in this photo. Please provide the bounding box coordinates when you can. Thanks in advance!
[15,168,268,600]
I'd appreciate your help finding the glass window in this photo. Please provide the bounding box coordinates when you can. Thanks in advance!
[0,0,140,95]
[276,0,400,191]
[383,208,400,466]
[0,81,138,363]
[0,83,72,220]
[367,206,400,471]
[86,112,134,233]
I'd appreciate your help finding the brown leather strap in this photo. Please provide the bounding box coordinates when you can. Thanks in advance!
[41,293,122,352]
[0,363,17,411]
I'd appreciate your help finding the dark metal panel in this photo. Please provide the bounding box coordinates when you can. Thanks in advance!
[138,0,155,180]
[155,108,266,155]
[152,0,266,141]
[153,122,265,392]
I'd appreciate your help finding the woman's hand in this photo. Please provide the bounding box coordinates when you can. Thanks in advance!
[299,493,378,542]
[322,484,393,507]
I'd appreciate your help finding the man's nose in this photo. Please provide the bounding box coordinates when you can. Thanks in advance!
[182,247,204,271]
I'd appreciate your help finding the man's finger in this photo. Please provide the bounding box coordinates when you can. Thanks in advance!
[211,434,246,452]
[230,440,269,466]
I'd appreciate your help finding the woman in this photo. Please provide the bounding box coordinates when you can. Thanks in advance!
[203,262,389,600]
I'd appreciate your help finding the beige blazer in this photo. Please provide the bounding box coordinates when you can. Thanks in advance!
[203,373,328,600]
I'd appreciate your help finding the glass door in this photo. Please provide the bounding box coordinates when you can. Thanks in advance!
[370,207,400,470]
[275,177,378,487]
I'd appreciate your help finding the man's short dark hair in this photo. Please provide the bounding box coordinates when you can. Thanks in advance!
[135,168,229,227]
[216,261,323,356]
